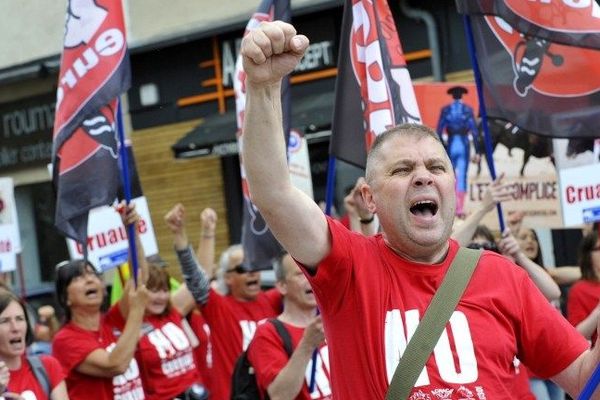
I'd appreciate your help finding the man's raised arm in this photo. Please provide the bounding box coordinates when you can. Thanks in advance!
[241,21,329,269]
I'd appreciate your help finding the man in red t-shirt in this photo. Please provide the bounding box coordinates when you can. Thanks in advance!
[166,204,282,400]
[239,21,600,399]
[247,253,332,399]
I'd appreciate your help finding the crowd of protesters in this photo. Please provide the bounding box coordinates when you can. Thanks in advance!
[1,20,600,400]
[1,161,599,400]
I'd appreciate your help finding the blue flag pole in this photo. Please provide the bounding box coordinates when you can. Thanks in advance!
[579,364,600,400]
[462,15,505,232]
[324,156,337,216]
[116,99,139,286]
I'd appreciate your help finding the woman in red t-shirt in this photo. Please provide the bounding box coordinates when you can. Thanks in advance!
[0,289,68,399]
[52,204,149,400]
[130,264,207,400]
[568,231,600,342]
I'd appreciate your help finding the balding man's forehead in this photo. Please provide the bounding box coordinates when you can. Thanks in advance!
[229,248,244,264]
[376,134,445,159]
[366,134,449,178]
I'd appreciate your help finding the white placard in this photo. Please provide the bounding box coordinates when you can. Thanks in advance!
[558,163,600,226]
[288,129,314,199]
[0,178,21,272]
[66,196,158,271]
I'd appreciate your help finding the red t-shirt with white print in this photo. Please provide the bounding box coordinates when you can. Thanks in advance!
[186,310,212,387]
[106,306,202,400]
[247,320,332,400]
[53,305,144,400]
[301,217,588,400]
[6,354,64,400]
[201,288,281,400]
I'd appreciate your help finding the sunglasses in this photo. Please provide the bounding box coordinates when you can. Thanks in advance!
[226,265,249,274]
[55,259,98,273]
[467,242,500,254]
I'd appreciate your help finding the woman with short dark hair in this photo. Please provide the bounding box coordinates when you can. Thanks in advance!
[52,204,149,400]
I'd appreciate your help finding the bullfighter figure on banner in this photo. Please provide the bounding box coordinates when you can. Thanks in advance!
[436,86,481,218]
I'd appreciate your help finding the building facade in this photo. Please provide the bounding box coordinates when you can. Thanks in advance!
[0,0,474,291]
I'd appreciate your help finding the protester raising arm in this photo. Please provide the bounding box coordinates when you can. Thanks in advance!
[116,201,149,316]
[452,173,514,246]
[549,267,582,286]
[497,229,561,302]
[79,203,149,378]
[165,203,211,315]
[241,21,329,269]
[77,279,147,378]
[266,316,325,400]
[196,208,218,279]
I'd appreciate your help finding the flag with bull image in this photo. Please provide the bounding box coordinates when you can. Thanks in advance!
[329,0,421,169]
[234,0,290,270]
[456,0,600,139]
[52,0,130,248]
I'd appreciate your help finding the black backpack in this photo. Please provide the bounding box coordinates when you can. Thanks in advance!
[230,319,293,400]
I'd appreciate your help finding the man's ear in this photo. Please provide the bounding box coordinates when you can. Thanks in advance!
[224,272,233,287]
[275,280,287,296]
[361,184,377,214]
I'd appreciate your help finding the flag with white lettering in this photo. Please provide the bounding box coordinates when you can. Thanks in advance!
[234,0,290,270]
[457,0,600,138]
[330,0,421,168]
[52,0,130,248]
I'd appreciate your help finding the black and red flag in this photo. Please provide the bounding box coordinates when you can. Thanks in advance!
[234,0,290,271]
[330,0,421,168]
[52,0,130,247]
[457,0,600,138]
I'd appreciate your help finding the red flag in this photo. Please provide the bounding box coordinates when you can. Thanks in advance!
[52,0,131,246]
[457,0,600,138]
[234,0,290,270]
[330,0,421,168]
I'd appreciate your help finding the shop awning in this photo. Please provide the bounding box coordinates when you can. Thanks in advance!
[172,91,334,159]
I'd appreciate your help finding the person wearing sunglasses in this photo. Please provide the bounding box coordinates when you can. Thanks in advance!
[52,203,149,400]
[165,203,281,400]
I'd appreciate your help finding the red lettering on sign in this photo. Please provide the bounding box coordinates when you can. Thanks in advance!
[566,184,600,204]
[75,218,149,254]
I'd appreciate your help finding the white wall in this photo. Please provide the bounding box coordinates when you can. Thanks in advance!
[0,0,336,70]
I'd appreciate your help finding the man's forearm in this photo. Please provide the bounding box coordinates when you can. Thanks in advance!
[576,347,600,399]
[267,341,316,400]
[243,81,291,208]
[554,345,600,398]
[176,245,210,305]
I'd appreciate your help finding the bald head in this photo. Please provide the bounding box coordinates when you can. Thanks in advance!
[365,124,444,184]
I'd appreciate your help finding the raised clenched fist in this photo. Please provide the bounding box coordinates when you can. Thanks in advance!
[241,21,309,86]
